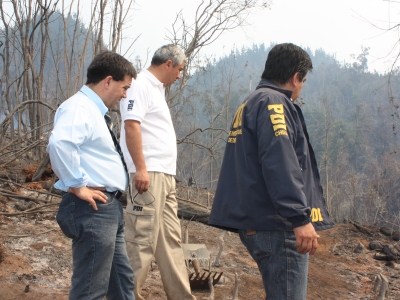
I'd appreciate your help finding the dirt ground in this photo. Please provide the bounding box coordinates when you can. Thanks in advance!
[0,172,400,299]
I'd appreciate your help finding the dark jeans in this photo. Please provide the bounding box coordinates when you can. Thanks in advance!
[57,192,135,300]
[238,230,308,300]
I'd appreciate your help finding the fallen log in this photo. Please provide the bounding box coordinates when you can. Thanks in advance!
[369,240,384,251]
[380,227,400,241]
[177,196,210,225]
[348,220,374,236]
[382,244,400,261]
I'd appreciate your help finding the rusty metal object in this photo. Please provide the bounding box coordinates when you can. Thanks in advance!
[182,243,210,266]
[189,270,224,290]
[182,243,223,290]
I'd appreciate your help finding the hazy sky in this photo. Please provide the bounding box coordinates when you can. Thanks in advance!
[2,0,397,72]
[124,0,399,73]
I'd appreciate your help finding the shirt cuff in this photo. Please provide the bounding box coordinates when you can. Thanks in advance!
[288,215,312,228]
[54,177,87,191]
[64,177,86,187]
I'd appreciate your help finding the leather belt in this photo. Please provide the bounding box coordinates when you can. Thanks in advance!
[84,187,123,200]
[107,190,123,200]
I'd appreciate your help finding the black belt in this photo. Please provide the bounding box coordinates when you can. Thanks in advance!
[107,190,123,200]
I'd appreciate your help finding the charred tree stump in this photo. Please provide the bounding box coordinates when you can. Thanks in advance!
[232,272,239,300]
[32,153,50,182]
[214,231,225,267]
[374,274,382,293]
[374,273,389,300]
[208,273,214,300]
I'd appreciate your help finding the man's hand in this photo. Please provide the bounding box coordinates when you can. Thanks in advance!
[134,170,150,194]
[68,187,108,210]
[293,222,320,255]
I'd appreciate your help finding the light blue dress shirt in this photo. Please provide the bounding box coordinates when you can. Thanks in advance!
[46,85,128,192]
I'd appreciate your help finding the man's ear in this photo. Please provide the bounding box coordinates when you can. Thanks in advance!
[287,74,296,87]
[290,72,301,87]
[104,75,113,89]
[165,59,173,68]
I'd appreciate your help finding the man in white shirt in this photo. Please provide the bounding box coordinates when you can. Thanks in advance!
[120,44,196,300]
[47,51,137,300]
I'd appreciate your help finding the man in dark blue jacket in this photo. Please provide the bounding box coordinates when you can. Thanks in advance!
[208,43,334,300]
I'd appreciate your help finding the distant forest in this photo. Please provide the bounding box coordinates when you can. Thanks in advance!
[1,2,400,229]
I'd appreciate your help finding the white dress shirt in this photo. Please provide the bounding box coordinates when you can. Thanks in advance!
[47,85,128,192]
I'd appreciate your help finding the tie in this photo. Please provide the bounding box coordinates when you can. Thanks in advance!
[104,113,128,171]
[104,112,133,203]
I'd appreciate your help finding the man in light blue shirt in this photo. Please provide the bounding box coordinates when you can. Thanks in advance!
[47,51,137,300]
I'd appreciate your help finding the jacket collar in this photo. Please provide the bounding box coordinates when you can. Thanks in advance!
[256,79,293,99]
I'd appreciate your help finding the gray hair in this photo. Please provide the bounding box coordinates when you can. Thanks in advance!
[151,44,186,67]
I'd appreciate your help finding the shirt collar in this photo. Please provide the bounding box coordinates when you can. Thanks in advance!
[79,85,108,115]
[141,69,165,91]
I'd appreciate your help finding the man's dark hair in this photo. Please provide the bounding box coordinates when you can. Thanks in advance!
[86,51,137,85]
[261,43,313,84]
[150,44,186,67]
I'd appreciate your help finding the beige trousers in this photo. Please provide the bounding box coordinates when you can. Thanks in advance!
[125,172,196,300]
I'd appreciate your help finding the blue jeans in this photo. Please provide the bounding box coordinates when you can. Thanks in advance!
[238,230,308,300]
[56,192,135,300]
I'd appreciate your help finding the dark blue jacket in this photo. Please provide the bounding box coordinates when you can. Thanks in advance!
[208,79,334,232]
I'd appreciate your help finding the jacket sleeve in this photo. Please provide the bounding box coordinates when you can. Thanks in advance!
[252,93,311,228]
